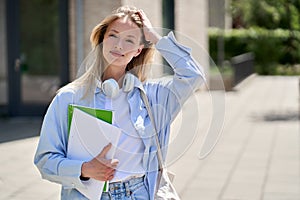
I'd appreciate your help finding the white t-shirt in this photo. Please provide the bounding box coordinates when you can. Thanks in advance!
[104,90,145,182]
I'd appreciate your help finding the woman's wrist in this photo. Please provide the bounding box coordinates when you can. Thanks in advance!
[148,31,162,44]
[80,162,90,180]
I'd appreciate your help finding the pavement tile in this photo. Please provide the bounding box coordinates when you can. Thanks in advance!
[0,76,299,200]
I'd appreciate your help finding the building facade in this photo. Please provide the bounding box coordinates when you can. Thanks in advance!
[208,0,232,29]
[0,0,208,116]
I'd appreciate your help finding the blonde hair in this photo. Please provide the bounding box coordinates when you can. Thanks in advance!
[60,6,155,99]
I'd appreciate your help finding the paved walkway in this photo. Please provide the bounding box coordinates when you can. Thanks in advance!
[0,76,299,200]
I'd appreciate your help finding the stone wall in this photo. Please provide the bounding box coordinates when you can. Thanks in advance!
[209,0,232,29]
[175,0,209,83]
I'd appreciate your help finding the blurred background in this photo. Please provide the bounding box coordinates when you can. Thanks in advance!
[1,0,299,116]
[0,0,299,199]
[1,0,208,116]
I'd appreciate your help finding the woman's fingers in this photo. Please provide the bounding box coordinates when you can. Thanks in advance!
[137,10,152,29]
[96,143,117,167]
[96,166,116,181]
[137,9,161,44]
[91,163,116,181]
[81,144,119,181]
[98,143,112,158]
[111,158,119,167]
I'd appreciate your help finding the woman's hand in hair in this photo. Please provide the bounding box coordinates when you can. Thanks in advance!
[81,143,119,181]
[137,10,161,44]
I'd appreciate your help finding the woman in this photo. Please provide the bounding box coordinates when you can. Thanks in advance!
[34,5,205,200]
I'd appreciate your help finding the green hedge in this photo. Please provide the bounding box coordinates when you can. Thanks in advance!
[209,28,300,75]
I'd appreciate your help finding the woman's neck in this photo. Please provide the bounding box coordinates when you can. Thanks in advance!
[102,65,126,82]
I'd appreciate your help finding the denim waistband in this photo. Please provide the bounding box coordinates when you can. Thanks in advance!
[107,175,145,197]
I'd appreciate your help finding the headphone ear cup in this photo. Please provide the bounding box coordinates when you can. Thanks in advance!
[123,73,135,92]
[102,79,119,98]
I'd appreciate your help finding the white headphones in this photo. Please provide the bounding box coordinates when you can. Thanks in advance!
[101,73,135,98]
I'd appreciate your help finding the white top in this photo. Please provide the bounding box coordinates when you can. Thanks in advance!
[104,90,145,182]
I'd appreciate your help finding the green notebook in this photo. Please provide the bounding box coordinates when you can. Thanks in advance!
[68,104,113,135]
[68,104,113,192]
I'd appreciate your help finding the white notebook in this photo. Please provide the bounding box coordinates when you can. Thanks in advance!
[67,108,121,200]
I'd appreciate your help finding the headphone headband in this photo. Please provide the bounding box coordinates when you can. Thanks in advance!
[101,73,135,98]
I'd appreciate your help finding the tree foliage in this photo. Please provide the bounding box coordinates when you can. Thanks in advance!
[229,0,300,70]
[231,0,300,30]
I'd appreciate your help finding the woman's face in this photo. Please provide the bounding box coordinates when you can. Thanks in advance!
[103,16,144,69]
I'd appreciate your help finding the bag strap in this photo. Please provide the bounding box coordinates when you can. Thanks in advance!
[140,90,165,170]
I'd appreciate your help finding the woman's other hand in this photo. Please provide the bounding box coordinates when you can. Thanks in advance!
[81,143,119,181]
[137,10,162,44]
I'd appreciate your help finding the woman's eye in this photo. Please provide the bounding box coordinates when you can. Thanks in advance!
[126,39,134,44]
[109,34,117,38]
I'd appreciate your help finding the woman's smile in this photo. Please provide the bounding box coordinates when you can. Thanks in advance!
[110,50,124,57]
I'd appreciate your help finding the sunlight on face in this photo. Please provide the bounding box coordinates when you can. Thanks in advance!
[103,16,144,69]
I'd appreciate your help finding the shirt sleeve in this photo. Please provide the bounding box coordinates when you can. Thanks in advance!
[34,89,86,190]
[145,31,206,147]
[155,31,206,93]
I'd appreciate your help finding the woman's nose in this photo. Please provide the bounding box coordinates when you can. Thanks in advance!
[114,39,123,50]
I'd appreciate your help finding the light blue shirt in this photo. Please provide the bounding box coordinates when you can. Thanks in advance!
[34,32,206,200]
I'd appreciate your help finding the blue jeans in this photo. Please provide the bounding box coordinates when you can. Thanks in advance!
[100,176,150,200]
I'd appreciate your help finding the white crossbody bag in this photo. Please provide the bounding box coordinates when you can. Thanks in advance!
[140,90,181,200]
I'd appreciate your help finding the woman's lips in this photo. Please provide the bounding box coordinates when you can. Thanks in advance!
[110,51,124,57]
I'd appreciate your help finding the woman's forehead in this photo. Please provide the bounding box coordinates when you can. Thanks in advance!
[107,16,141,36]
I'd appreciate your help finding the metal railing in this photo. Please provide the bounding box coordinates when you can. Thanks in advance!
[231,52,255,85]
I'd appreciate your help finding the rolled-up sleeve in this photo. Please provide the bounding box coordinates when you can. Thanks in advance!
[155,31,206,94]
[34,90,86,189]
[145,31,206,149]
[143,32,206,200]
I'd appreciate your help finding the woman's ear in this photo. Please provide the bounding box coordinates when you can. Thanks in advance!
[134,45,144,57]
